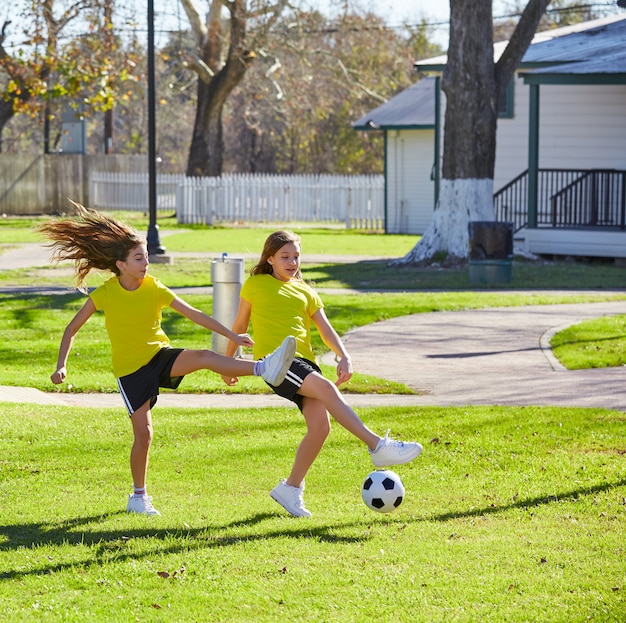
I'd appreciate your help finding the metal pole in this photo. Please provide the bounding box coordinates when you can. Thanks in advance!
[147,0,165,255]
[527,83,540,229]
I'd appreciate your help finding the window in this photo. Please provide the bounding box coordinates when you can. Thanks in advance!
[498,79,514,118]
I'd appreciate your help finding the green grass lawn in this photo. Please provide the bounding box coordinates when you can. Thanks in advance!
[1,213,419,255]
[2,216,626,384]
[2,289,625,394]
[551,314,626,369]
[0,403,624,623]
[2,217,625,621]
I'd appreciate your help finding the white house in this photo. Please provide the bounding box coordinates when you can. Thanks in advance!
[353,14,626,258]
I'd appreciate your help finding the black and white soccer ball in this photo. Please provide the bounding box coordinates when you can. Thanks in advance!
[361,469,405,513]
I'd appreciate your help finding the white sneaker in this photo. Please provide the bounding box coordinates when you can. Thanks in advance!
[270,479,312,517]
[261,336,296,385]
[126,494,161,516]
[369,430,423,467]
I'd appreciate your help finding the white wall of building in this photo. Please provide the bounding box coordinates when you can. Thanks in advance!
[495,78,626,191]
[386,79,626,234]
[385,129,437,234]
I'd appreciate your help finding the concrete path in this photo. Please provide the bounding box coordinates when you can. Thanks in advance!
[2,243,626,411]
[335,300,626,411]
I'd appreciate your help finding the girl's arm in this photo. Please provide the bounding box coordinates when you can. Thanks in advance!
[311,308,353,386]
[221,298,252,386]
[170,296,254,349]
[51,298,97,384]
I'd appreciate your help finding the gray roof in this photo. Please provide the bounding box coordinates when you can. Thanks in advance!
[522,14,626,64]
[352,77,437,130]
[521,13,626,80]
[415,14,626,76]
[356,15,626,130]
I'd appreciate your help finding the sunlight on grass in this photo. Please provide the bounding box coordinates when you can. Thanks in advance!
[551,314,626,369]
[0,403,624,622]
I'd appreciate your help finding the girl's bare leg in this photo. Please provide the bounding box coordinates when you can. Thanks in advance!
[285,397,331,488]
[296,373,380,451]
[130,400,153,490]
[170,349,255,377]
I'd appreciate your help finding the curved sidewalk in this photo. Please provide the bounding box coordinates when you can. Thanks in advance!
[337,300,626,411]
[2,242,626,411]
[1,300,625,412]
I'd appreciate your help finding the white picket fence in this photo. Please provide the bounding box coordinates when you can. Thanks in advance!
[89,171,384,229]
[90,171,180,211]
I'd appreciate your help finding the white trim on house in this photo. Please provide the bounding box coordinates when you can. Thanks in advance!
[523,228,626,259]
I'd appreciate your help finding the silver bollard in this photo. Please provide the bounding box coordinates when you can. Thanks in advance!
[211,254,245,356]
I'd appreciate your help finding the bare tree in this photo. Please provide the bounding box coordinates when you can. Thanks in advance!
[397,0,551,265]
[180,0,289,177]
[223,9,436,174]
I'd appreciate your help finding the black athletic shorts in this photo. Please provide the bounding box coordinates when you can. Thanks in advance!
[266,357,321,413]
[117,347,185,415]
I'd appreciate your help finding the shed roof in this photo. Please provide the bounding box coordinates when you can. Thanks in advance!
[352,77,438,130]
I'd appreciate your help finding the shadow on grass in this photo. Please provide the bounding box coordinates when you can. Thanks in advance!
[0,511,366,580]
[429,477,626,522]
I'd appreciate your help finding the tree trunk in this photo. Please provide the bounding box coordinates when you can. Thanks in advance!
[185,0,251,177]
[0,99,14,153]
[187,66,248,176]
[396,0,551,265]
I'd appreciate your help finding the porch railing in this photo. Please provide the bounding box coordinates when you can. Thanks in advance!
[494,169,626,232]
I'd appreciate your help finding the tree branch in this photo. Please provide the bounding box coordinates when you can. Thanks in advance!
[496,0,551,84]
[180,0,209,42]
[184,57,215,82]
[0,19,11,46]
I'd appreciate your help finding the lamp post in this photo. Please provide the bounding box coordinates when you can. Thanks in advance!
[146,0,165,255]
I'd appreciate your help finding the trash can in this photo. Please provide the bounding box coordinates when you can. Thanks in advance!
[211,254,245,356]
[468,221,513,285]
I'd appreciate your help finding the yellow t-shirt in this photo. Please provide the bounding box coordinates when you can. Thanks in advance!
[240,274,323,362]
[89,274,176,377]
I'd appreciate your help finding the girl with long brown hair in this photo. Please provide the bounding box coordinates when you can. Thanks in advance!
[38,205,295,516]
[222,230,422,518]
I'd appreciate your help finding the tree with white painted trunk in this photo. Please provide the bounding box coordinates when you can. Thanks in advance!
[396,0,551,265]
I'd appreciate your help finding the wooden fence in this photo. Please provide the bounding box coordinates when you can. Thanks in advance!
[0,154,147,214]
[90,172,385,229]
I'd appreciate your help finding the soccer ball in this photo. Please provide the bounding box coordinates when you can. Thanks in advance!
[361,470,405,513]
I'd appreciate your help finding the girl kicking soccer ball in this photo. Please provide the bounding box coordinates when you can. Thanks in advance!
[221,230,422,517]
[38,205,295,516]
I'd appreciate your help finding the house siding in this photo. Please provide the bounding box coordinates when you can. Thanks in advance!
[384,79,626,233]
[385,129,437,234]
[494,77,530,190]
[495,79,626,191]
[535,84,626,169]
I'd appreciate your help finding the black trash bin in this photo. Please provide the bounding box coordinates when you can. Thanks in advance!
[468,221,513,285]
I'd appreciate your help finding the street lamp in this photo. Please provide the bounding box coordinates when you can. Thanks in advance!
[146,0,165,255]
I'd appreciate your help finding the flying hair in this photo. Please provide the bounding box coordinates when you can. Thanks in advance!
[251,230,302,280]
[37,201,146,292]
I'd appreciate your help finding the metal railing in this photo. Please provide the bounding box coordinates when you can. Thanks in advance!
[550,170,626,229]
[494,169,626,232]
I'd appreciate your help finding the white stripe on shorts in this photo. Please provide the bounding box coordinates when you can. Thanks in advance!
[285,369,303,388]
[117,378,135,415]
